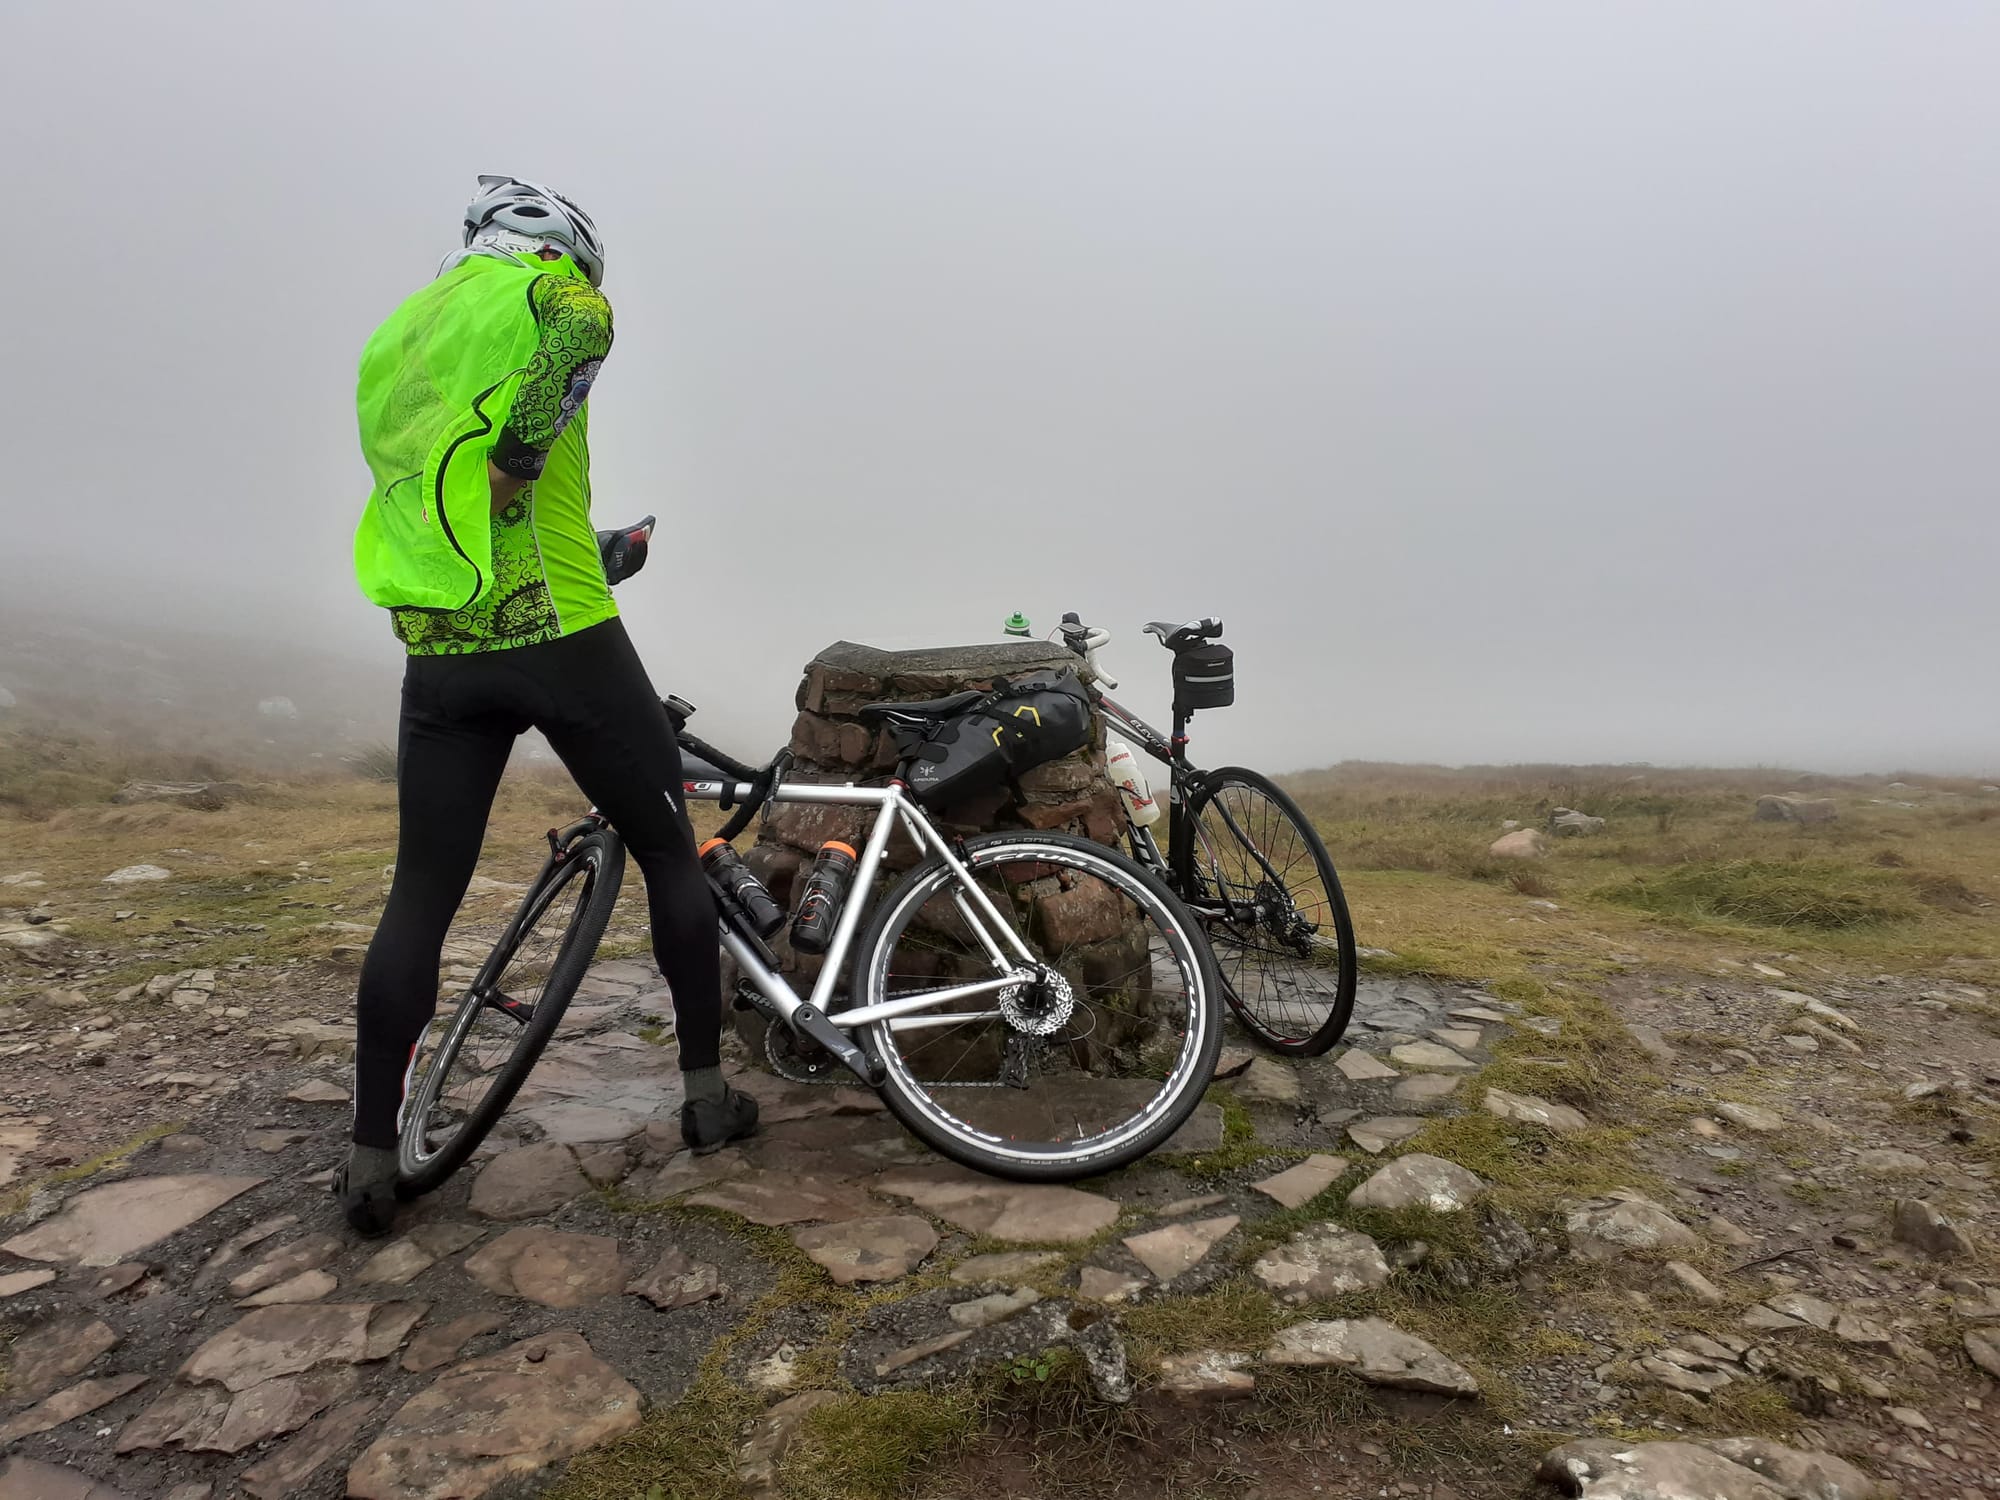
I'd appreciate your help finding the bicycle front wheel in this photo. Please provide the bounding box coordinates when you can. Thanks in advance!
[851,830,1221,1182]
[1182,767,1357,1055]
[396,827,625,1195]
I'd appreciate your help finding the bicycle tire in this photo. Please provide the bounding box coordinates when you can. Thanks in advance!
[396,826,626,1196]
[851,829,1222,1182]
[1182,766,1357,1056]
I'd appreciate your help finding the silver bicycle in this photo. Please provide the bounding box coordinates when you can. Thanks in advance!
[396,688,1222,1187]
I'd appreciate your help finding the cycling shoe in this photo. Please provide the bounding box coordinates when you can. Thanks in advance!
[681,1085,760,1156]
[332,1145,401,1238]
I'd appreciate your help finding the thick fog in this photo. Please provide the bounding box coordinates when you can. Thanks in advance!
[3,2,1996,775]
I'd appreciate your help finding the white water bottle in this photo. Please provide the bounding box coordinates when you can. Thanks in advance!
[1105,734,1162,827]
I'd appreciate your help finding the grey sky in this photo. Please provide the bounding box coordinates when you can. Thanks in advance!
[4,2,1996,774]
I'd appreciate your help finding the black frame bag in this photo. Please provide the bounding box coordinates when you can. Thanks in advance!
[903,670,1094,809]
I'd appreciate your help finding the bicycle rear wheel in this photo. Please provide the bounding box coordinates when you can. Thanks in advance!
[1182,767,1356,1055]
[852,830,1221,1182]
[396,826,625,1196]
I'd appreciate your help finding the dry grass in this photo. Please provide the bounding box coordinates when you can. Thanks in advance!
[1272,762,1999,987]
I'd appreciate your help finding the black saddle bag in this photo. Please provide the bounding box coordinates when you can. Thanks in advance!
[903,670,1094,809]
[1172,642,1235,713]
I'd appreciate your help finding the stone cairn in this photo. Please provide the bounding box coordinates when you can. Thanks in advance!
[737,640,1137,1033]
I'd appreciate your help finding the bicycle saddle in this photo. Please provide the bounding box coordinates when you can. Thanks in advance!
[856,690,983,727]
[1145,618,1224,650]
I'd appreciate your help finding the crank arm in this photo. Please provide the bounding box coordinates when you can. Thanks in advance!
[788,1004,886,1088]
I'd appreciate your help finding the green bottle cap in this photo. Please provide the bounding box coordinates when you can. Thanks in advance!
[1003,613,1031,637]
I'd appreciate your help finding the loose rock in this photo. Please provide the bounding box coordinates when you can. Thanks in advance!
[792,1215,938,1285]
[1715,1101,1785,1134]
[9,1316,119,1400]
[1252,1153,1347,1208]
[1891,1198,1973,1257]
[238,1269,338,1307]
[239,1396,380,1499]
[1157,1349,1255,1399]
[1077,1267,1147,1303]
[1334,1048,1399,1082]
[1389,1041,1476,1071]
[1966,1327,2000,1378]
[1263,1318,1479,1395]
[1483,1087,1588,1134]
[949,1286,1041,1328]
[1347,1117,1426,1154]
[736,1389,841,1499]
[1536,1436,1890,1498]
[466,1143,591,1220]
[1664,1260,1725,1303]
[0,1372,149,1442]
[229,1234,341,1298]
[180,1303,426,1390]
[686,1169,878,1227]
[1347,1153,1486,1213]
[400,1312,505,1374]
[1392,1072,1462,1104]
[1566,1191,1698,1258]
[1122,1215,1238,1282]
[951,1251,1063,1284]
[462,1227,628,1308]
[873,1165,1119,1242]
[1231,1057,1301,1106]
[1252,1224,1391,1302]
[1489,829,1550,859]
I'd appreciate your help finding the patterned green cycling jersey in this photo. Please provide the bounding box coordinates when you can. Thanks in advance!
[387,270,618,655]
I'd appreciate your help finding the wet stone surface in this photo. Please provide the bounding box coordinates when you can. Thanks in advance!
[18,954,1967,1499]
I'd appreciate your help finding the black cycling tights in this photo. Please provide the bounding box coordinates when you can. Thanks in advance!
[352,617,719,1149]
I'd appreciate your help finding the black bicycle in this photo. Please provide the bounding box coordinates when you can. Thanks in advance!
[1056,612,1358,1056]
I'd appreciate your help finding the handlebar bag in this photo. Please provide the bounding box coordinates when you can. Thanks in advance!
[906,670,1094,809]
[1172,642,1235,713]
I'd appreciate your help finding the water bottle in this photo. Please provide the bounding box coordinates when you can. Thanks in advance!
[790,841,858,955]
[699,838,786,938]
[1105,734,1162,828]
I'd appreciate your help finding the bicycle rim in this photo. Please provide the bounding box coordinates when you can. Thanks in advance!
[1185,769,1356,1054]
[397,832,620,1188]
[857,833,1219,1179]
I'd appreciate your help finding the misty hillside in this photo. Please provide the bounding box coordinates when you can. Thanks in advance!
[0,602,400,773]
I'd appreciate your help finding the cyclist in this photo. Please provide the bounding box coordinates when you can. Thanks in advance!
[340,175,757,1236]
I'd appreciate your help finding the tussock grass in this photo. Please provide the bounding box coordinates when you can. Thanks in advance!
[780,1389,984,1500]
[1122,1281,1291,1361]
[1602,860,1920,931]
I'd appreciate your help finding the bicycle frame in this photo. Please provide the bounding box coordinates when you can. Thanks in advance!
[677,773,1040,1058]
[1090,688,1195,885]
[1089,677,1301,932]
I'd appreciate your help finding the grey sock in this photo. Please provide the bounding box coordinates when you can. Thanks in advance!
[683,1065,727,1104]
[347,1144,400,1190]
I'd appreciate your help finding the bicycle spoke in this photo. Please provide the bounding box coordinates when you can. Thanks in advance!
[868,843,1210,1160]
[1186,773,1355,1051]
[402,851,599,1169]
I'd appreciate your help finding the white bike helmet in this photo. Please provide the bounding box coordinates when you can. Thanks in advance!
[451,175,606,287]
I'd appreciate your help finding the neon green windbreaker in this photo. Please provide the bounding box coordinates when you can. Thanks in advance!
[353,253,616,654]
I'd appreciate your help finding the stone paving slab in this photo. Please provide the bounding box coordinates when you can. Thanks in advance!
[346,1331,642,1500]
[3,1175,266,1267]
[872,1165,1120,1243]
